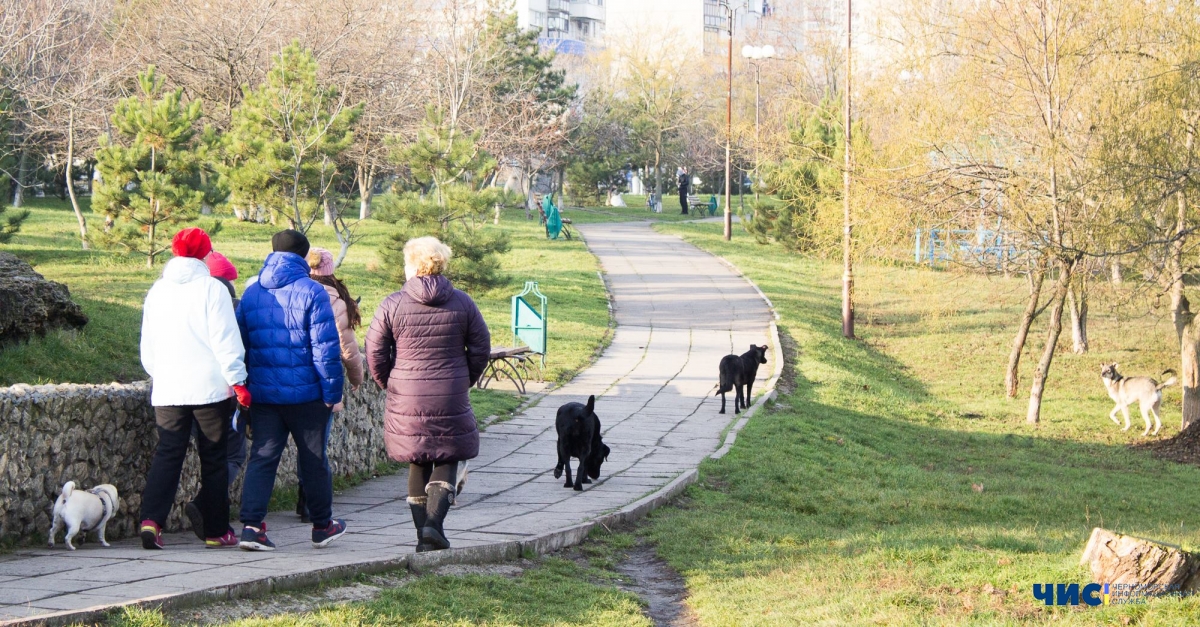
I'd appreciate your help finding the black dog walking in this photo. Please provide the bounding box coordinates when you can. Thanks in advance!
[554,395,610,491]
[717,344,769,414]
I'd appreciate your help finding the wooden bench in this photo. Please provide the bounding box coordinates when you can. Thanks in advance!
[477,346,537,394]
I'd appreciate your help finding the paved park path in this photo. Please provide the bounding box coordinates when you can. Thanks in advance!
[0,221,777,625]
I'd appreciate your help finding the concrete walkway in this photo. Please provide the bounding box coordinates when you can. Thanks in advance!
[0,222,776,625]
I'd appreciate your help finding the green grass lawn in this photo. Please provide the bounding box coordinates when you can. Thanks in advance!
[0,199,609,391]
[646,221,1200,625]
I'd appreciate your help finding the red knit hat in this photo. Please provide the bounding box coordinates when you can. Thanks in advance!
[205,251,238,281]
[172,228,213,260]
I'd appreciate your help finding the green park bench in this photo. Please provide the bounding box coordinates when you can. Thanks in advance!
[476,281,547,395]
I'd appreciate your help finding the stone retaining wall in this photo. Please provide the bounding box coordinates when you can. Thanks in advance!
[0,381,388,544]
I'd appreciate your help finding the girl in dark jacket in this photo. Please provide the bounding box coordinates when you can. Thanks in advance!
[365,236,490,551]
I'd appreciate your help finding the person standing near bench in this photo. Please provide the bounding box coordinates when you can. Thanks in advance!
[138,227,248,550]
[678,166,690,215]
[365,236,490,552]
[236,229,347,551]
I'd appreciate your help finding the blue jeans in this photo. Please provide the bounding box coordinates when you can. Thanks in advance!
[239,401,333,528]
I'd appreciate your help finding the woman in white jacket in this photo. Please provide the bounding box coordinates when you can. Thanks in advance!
[138,228,251,550]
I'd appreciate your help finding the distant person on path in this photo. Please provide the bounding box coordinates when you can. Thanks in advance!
[365,237,490,552]
[181,249,249,542]
[288,247,365,522]
[236,229,347,551]
[678,166,690,215]
[138,227,248,550]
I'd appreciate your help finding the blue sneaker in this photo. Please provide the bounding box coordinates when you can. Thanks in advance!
[239,523,275,551]
[311,519,347,548]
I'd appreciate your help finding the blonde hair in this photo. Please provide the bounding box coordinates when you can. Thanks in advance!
[404,236,452,280]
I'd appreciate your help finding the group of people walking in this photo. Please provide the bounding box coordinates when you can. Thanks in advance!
[137,227,489,553]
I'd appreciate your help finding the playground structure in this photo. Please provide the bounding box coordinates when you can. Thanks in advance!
[915,226,1025,270]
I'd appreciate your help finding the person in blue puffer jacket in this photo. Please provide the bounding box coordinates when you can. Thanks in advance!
[235,229,347,551]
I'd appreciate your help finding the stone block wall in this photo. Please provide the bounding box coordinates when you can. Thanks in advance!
[0,381,388,544]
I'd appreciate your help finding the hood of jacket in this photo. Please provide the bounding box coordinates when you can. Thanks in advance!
[162,256,211,284]
[258,252,310,290]
[404,274,455,306]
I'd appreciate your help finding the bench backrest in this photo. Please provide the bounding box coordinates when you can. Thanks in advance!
[512,281,547,367]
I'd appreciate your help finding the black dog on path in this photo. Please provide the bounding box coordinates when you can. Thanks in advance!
[554,395,610,491]
[717,344,769,414]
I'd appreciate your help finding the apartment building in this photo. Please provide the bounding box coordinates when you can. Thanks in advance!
[513,1,781,55]
[515,0,607,54]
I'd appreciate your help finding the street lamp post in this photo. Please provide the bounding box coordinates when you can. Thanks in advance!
[741,44,775,202]
[719,1,748,242]
[842,0,854,339]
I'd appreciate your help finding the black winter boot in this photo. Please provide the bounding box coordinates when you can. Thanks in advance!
[421,481,454,551]
[407,497,432,552]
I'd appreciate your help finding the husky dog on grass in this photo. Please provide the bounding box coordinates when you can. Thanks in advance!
[1100,363,1176,437]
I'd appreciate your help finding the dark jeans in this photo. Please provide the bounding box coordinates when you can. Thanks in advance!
[191,420,246,485]
[141,400,233,538]
[240,401,334,528]
[407,462,459,498]
[680,192,689,214]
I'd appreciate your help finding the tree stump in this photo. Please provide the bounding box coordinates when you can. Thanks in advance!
[1080,528,1200,590]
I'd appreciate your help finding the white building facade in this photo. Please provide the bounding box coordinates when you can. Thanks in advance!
[514,0,607,54]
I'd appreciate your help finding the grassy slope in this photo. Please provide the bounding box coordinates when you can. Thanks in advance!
[0,198,609,391]
[648,222,1200,625]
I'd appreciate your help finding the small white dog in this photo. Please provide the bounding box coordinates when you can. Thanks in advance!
[1100,363,1177,437]
[48,481,119,550]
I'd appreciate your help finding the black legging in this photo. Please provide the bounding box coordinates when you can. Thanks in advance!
[407,462,459,498]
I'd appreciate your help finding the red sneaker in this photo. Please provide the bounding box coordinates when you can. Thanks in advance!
[205,528,238,548]
[140,520,163,550]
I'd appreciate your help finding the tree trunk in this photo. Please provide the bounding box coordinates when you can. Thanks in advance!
[65,110,89,250]
[523,170,535,221]
[147,216,157,269]
[357,165,373,220]
[12,149,28,208]
[1027,260,1074,424]
[1171,130,1198,429]
[1006,259,1046,397]
[1110,259,1122,285]
[1068,281,1088,354]
[1178,298,1200,430]
[653,146,663,200]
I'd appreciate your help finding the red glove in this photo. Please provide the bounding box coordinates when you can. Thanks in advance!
[232,384,252,408]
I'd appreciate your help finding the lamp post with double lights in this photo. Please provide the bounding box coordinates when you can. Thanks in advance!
[741,44,775,201]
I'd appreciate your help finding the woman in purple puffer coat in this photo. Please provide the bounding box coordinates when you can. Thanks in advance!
[365,236,490,552]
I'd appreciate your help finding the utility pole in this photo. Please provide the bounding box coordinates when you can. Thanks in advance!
[724,6,734,241]
[842,0,855,339]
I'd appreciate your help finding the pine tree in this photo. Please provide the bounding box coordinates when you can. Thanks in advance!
[224,42,360,231]
[377,107,511,292]
[92,67,218,267]
[746,98,860,254]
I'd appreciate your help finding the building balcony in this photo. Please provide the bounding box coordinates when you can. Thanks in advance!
[569,0,604,22]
